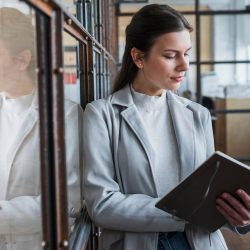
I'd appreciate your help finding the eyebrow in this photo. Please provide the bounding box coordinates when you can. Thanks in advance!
[163,47,192,53]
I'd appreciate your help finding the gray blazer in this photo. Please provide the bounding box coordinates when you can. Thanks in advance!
[83,85,249,250]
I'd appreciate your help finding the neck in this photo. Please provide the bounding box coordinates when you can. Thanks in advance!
[132,74,163,96]
[3,77,34,99]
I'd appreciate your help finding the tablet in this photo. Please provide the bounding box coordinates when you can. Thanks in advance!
[155,151,250,232]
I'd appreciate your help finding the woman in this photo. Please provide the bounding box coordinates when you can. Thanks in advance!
[83,4,250,250]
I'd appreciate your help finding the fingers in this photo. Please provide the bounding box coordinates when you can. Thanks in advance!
[216,203,242,227]
[216,191,250,227]
[236,189,250,210]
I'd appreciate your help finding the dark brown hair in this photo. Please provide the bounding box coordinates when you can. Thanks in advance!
[112,4,193,93]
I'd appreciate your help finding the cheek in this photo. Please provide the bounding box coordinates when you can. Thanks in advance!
[149,60,172,77]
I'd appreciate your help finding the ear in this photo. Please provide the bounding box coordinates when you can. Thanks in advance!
[130,47,144,69]
[14,49,32,71]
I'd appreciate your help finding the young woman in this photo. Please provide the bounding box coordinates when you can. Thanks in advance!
[83,4,250,250]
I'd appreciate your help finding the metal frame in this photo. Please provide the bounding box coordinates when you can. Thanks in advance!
[36,11,57,250]
[20,0,117,249]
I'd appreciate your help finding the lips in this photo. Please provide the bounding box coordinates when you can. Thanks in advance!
[171,76,184,82]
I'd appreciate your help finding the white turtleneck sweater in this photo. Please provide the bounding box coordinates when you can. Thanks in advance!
[131,87,180,197]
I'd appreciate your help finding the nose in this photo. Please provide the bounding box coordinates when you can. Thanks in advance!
[176,55,189,72]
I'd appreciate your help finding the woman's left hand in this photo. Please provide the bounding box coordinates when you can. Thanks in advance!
[216,189,250,227]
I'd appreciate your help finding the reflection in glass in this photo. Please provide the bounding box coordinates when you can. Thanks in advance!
[60,0,76,16]
[63,32,80,104]
[83,1,93,34]
[63,32,83,241]
[104,58,110,96]
[93,50,101,100]
[0,5,42,250]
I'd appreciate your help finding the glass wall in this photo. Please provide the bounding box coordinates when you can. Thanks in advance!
[0,2,42,249]
[63,31,83,239]
[0,0,117,249]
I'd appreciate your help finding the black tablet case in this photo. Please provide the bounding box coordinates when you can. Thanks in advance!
[155,151,250,232]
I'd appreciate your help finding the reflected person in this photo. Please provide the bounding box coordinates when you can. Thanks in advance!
[0,7,81,250]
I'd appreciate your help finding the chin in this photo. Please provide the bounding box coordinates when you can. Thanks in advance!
[166,85,180,92]
[161,81,180,91]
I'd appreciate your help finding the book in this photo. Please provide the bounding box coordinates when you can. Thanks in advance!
[155,151,250,232]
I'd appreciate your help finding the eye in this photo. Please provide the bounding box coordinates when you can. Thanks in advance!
[164,55,175,59]
[184,53,190,57]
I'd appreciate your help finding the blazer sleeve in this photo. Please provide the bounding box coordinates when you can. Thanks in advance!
[83,102,185,233]
[0,102,81,235]
[0,196,41,234]
[64,103,82,216]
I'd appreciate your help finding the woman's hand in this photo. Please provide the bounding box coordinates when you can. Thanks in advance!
[216,189,250,227]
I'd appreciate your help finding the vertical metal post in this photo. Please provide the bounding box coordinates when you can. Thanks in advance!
[195,0,202,103]
[51,8,69,249]
[36,12,57,250]
[37,8,69,250]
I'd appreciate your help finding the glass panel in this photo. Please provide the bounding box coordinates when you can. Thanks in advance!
[92,0,98,40]
[93,0,103,43]
[104,57,110,96]
[119,1,248,14]
[99,53,104,98]
[199,15,213,62]
[119,1,195,13]
[201,64,250,99]
[93,48,101,100]
[60,0,76,16]
[200,0,249,11]
[62,32,83,241]
[119,3,149,14]
[173,2,195,12]
[201,15,250,61]
[75,0,83,24]
[179,65,197,100]
[118,16,132,63]
[63,33,80,103]
[183,15,196,61]
[83,0,93,34]
[214,101,250,159]
[0,3,42,250]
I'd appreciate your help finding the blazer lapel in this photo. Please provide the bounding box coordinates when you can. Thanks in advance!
[120,105,155,171]
[4,97,38,198]
[167,92,195,180]
[111,86,158,192]
[7,108,38,164]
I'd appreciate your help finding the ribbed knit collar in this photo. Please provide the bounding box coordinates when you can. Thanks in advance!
[0,91,34,115]
[131,86,167,112]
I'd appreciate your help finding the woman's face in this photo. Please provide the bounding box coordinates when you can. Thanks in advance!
[0,40,16,90]
[134,29,192,95]
[0,39,34,97]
